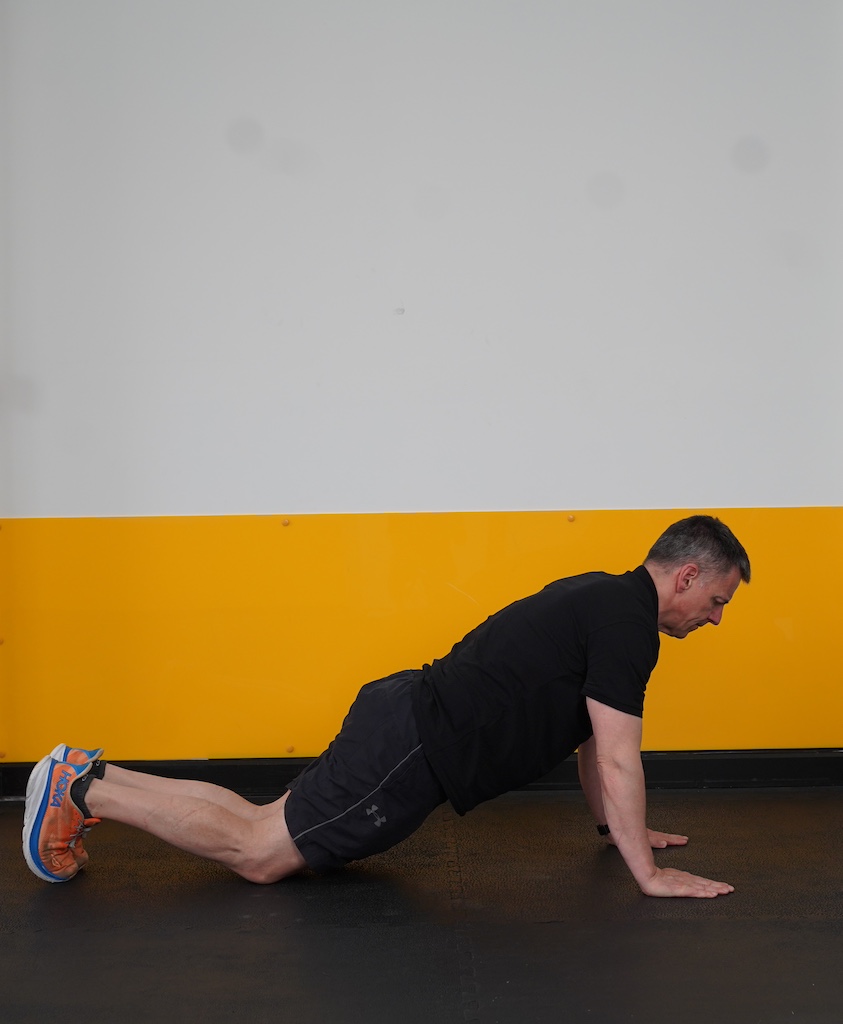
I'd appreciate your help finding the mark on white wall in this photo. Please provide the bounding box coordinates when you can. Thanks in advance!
[226,117,264,155]
[731,136,772,174]
[585,172,625,210]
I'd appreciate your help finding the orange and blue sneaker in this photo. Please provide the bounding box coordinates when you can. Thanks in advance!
[25,745,106,869]
[45,746,105,866]
[22,756,102,882]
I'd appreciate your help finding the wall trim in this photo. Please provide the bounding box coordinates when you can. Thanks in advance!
[2,749,842,802]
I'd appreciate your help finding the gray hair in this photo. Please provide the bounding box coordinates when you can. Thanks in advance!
[645,515,751,584]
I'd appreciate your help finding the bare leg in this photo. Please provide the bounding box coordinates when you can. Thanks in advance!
[101,764,282,821]
[84,778,307,883]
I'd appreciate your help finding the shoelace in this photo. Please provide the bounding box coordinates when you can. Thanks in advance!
[68,817,101,849]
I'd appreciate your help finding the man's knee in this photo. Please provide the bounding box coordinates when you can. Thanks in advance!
[238,854,303,885]
[236,796,308,884]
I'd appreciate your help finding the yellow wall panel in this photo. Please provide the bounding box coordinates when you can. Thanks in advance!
[0,508,840,762]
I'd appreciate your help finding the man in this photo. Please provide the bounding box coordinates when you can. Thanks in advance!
[23,514,750,898]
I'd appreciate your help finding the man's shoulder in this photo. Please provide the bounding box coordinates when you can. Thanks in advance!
[543,566,653,601]
[487,566,656,633]
[559,566,657,627]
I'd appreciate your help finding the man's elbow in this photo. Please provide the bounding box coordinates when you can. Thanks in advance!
[595,751,639,781]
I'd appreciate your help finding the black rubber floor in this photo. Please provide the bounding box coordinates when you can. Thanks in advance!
[3,787,842,1023]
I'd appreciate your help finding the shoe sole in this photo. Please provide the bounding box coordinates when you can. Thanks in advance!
[22,757,66,882]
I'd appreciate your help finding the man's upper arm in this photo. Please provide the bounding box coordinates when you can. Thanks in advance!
[586,696,643,761]
[580,621,658,718]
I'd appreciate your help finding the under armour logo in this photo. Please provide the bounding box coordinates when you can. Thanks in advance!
[366,804,386,827]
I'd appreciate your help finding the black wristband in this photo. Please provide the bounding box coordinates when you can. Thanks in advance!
[596,823,611,836]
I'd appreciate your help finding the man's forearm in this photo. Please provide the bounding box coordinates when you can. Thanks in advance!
[595,754,657,887]
[577,736,608,826]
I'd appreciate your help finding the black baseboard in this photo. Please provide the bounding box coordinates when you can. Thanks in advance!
[2,749,842,802]
[531,748,843,791]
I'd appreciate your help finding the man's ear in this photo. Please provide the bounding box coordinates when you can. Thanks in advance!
[677,563,700,591]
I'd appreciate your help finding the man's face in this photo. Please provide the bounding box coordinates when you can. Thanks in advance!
[658,565,742,639]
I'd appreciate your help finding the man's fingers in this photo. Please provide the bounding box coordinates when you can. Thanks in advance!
[642,867,734,898]
[680,874,734,898]
[685,876,734,898]
[648,829,689,848]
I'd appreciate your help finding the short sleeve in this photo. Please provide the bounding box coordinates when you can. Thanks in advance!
[580,621,659,718]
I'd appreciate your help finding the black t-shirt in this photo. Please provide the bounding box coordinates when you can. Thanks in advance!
[411,565,660,814]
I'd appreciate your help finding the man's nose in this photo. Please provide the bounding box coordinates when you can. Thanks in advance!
[708,606,724,626]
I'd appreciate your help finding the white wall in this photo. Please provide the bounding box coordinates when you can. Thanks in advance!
[1,0,841,517]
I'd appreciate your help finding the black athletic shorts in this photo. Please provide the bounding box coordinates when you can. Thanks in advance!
[284,669,447,872]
